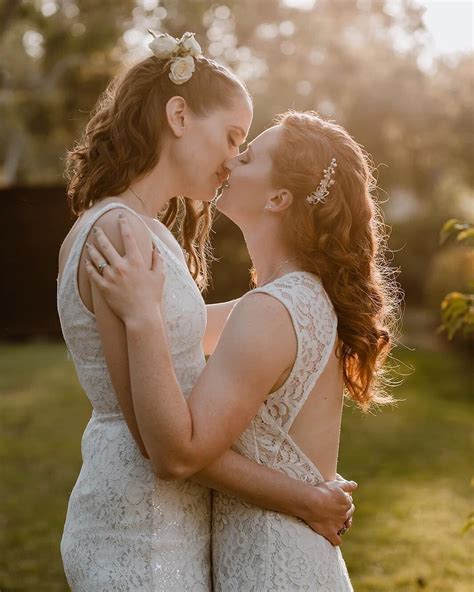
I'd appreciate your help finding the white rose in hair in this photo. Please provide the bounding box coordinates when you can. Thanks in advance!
[180,32,202,57]
[149,33,179,59]
[169,55,196,85]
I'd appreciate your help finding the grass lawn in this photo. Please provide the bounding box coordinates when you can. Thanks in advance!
[0,342,472,591]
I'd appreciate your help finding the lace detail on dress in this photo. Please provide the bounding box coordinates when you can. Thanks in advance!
[212,272,353,591]
[57,202,212,591]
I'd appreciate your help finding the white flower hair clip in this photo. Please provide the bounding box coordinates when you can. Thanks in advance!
[148,31,202,85]
[306,158,338,205]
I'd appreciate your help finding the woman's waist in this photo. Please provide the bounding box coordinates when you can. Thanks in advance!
[71,464,211,501]
[233,432,325,487]
[66,472,212,535]
[212,490,312,534]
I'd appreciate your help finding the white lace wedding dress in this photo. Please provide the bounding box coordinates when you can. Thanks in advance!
[57,202,212,591]
[212,272,353,591]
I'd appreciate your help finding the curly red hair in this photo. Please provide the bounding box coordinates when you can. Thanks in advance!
[269,110,402,410]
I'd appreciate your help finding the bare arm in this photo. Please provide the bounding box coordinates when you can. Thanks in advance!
[87,217,311,477]
[191,448,356,545]
[123,284,356,544]
[86,217,356,545]
[203,299,240,355]
[85,210,155,458]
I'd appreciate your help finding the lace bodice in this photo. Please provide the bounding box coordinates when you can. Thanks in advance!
[57,202,206,410]
[57,202,212,591]
[212,272,353,591]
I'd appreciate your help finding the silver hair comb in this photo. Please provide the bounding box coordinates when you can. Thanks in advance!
[306,158,337,205]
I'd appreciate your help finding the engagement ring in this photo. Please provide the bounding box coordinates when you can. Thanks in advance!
[98,261,108,275]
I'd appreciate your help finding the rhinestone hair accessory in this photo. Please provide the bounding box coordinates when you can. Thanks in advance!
[306,157,338,205]
[148,31,202,85]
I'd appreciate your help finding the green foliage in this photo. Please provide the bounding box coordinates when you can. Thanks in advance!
[0,343,472,591]
[439,219,474,247]
[436,221,473,535]
[439,291,474,340]
[437,221,474,341]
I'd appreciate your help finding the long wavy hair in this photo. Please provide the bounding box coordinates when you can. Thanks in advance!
[269,110,402,411]
[66,54,250,290]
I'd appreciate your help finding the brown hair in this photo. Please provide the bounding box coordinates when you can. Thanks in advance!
[66,54,250,290]
[269,110,402,411]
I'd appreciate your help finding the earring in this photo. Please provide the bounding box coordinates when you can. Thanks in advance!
[265,205,273,211]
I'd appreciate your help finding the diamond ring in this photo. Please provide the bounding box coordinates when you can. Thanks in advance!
[98,261,108,275]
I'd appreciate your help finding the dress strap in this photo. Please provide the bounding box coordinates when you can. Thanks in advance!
[250,271,338,429]
[74,202,189,273]
[57,201,157,293]
[75,201,156,247]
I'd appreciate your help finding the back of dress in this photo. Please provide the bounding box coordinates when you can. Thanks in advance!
[57,202,212,592]
[212,271,353,591]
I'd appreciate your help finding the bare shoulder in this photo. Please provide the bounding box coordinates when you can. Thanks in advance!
[89,207,153,258]
[236,290,292,321]
[209,289,297,384]
[224,290,296,350]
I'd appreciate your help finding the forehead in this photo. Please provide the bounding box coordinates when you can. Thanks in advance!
[252,125,283,153]
[218,94,253,133]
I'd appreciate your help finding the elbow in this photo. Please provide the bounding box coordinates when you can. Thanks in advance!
[150,454,197,482]
[153,463,189,482]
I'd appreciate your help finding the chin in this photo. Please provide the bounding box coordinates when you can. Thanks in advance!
[216,194,237,223]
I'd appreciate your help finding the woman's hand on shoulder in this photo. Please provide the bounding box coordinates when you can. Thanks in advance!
[85,212,164,324]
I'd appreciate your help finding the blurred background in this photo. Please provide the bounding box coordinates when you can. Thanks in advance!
[0,0,472,590]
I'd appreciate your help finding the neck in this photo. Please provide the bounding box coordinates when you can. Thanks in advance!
[241,219,300,286]
[120,149,182,218]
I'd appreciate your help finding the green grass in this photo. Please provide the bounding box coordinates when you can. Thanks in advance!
[0,343,472,591]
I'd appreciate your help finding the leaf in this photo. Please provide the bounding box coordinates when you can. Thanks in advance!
[439,219,470,246]
[440,292,472,339]
[456,227,474,246]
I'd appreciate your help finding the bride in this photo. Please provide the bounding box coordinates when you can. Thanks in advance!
[86,109,399,590]
[57,32,356,591]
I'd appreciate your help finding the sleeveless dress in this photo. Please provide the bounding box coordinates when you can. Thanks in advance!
[57,202,212,591]
[212,272,353,591]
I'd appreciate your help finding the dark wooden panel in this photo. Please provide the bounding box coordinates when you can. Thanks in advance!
[0,186,74,340]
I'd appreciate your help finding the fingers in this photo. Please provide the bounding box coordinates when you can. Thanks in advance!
[92,225,123,267]
[339,480,358,493]
[344,503,356,521]
[85,257,107,290]
[86,241,109,275]
[151,244,164,272]
[118,213,142,259]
